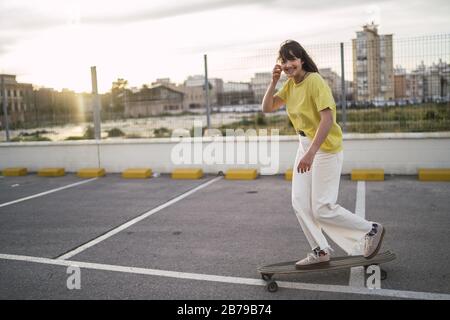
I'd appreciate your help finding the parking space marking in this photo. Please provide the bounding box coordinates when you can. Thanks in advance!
[349,181,366,287]
[56,176,223,260]
[1,252,449,300]
[0,178,98,208]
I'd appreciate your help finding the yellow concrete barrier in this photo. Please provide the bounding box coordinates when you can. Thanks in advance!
[225,169,258,180]
[38,168,65,177]
[122,168,152,179]
[418,169,450,181]
[351,169,384,181]
[2,167,28,176]
[171,168,203,179]
[77,168,105,178]
[285,168,293,181]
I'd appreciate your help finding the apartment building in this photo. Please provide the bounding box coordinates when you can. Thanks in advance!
[394,67,407,100]
[423,59,450,101]
[0,74,34,127]
[394,59,450,103]
[352,23,394,104]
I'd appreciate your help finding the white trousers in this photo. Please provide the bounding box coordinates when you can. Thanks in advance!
[291,135,373,255]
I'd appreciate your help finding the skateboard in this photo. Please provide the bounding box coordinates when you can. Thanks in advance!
[257,250,396,292]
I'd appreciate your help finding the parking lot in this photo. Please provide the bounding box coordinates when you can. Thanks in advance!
[0,173,449,299]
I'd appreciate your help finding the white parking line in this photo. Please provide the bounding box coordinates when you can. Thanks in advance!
[56,176,223,260]
[349,181,366,287]
[1,253,449,300]
[0,178,98,208]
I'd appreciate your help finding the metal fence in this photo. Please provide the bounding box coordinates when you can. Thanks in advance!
[1,32,449,142]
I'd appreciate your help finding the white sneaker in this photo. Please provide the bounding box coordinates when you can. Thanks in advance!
[364,223,385,259]
[295,250,330,269]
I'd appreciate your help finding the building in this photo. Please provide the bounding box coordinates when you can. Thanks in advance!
[182,75,223,111]
[0,74,34,127]
[33,87,88,124]
[394,59,450,104]
[319,68,341,98]
[352,22,394,105]
[250,72,286,104]
[424,59,450,102]
[33,87,57,124]
[408,62,427,104]
[318,68,353,104]
[151,78,183,92]
[218,82,255,106]
[124,83,184,117]
[34,87,56,112]
[394,67,407,100]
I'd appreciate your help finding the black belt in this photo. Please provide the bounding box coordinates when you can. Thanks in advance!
[298,130,306,137]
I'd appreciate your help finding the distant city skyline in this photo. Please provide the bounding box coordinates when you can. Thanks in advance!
[1,0,450,93]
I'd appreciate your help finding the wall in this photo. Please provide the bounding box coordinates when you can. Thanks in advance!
[1,132,449,175]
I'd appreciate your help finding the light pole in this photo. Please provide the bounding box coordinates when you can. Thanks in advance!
[90,66,102,140]
[1,74,10,142]
[204,54,211,130]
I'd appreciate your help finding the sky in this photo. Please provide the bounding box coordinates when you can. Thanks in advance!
[1,0,449,93]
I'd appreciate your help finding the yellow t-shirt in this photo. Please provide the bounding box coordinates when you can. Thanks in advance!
[275,72,343,153]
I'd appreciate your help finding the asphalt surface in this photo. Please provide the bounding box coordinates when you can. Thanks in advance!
[0,173,449,299]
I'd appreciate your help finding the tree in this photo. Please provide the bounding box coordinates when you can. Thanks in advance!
[111,78,128,114]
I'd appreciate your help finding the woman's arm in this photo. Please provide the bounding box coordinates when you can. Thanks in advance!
[307,108,333,155]
[262,64,286,113]
[262,81,285,113]
[297,108,333,173]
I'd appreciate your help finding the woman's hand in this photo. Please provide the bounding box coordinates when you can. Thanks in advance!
[296,109,333,173]
[297,150,316,174]
[272,64,282,83]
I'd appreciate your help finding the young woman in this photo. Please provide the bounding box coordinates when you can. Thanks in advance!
[262,40,385,267]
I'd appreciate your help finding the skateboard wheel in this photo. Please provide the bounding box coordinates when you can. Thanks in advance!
[261,273,272,281]
[267,281,278,293]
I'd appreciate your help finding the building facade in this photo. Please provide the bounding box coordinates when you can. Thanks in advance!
[318,68,353,104]
[250,72,286,104]
[182,75,223,111]
[394,59,450,104]
[124,83,185,117]
[0,74,34,127]
[352,23,394,105]
[218,82,255,106]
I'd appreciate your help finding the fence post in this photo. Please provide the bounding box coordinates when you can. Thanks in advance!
[204,54,211,130]
[90,66,102,140]
[1,75,11,142]
[340,42,347,133]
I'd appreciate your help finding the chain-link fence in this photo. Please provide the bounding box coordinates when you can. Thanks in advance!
[1,32,449,142]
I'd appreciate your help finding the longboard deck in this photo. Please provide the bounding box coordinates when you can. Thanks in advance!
[257,250,396,276]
